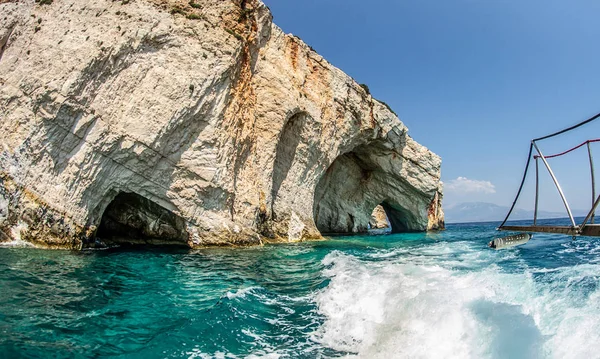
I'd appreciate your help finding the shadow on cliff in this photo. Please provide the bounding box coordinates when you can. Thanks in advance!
[270,111,322,220]
[32,32,212,178]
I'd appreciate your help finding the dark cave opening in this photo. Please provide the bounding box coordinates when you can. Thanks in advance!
[96,192,190,247]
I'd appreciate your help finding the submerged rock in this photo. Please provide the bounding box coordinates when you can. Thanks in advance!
[0,0,444,248]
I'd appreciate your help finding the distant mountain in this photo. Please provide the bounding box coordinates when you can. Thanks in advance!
[444,202,587,224]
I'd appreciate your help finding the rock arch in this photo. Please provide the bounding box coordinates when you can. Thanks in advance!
[313,139,425,235]
[95,192,189,247]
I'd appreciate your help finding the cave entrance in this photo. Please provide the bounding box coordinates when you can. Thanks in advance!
[96,192,190,247]
[313,141,419,235]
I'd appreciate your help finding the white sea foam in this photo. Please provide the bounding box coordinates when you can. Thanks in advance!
[245,354,282,359]
[0,239,36,248]
[314,243,600,359]
[0,222,35,248]
[188,347,282,359]
[226,286,260,300]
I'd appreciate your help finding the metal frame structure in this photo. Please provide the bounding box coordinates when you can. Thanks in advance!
[498,112,600,237]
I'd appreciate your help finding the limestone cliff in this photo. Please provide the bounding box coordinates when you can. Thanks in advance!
[0,0,444,249]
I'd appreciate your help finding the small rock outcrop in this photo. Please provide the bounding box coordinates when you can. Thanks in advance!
[0,0,444,248]
[369,205,390,230]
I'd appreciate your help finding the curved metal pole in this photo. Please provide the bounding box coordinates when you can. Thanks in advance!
[581,194,600,228]
[534,157,539,226]
[533,141,577,228]
[588,142,596,224]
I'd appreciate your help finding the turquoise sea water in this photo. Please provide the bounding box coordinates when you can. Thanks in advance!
[1,218,600,358]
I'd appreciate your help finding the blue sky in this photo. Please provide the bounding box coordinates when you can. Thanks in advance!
[263,0,600,213]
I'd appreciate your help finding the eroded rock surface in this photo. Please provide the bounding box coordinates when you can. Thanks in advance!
[0,0,444,248]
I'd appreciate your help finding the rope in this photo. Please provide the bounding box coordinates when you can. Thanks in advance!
[499,143,533,229]
[534,139,600,159]
[533,111,600,142]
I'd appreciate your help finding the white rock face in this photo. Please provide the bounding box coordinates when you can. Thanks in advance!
[0,0,444,248]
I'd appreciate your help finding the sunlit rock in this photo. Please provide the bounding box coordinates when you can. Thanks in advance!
[0,0,444,248]
[369,205,390,230]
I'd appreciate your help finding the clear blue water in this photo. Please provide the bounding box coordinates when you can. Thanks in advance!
[1,218,599,358]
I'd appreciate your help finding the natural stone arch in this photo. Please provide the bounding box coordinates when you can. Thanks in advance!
[313,140,423,235]
[95,192,190,247]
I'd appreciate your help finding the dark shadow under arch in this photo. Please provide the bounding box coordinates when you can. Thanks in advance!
[271,113,307,217]
[96,192,189,247]
[380,202,416,233]
[270,112,321,222]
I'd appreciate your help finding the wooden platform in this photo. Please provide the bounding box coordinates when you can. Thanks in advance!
[499,224,600,237]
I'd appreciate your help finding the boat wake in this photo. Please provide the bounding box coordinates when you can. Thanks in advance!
[314,241,600,358]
